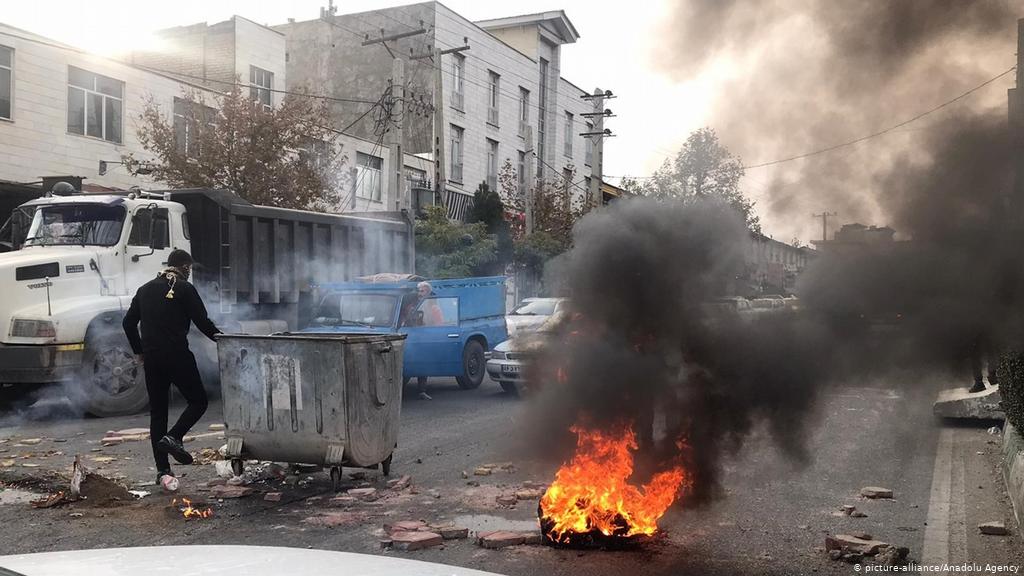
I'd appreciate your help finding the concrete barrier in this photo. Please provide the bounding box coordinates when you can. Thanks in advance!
[1001,420,1024,528]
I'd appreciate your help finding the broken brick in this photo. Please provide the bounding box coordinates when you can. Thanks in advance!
[391,530,443,551]
[520,531,543,545]
[208,423,226,431]
[209,484,255,499]
[473,467,493,476]
[860,486,893,499]
[384,520,427,534]
[329,496,358,507]
[496,494,518,507]
[840,504,856,515]
[347,487,379,502]
[264,492,282,502]
[825,534,889,555]
[979,521,1009,535]
[478,531,526,549]
[100,437,123,446]
[386,475,411,490]
[515,489,544,501]
[439,527,469,540]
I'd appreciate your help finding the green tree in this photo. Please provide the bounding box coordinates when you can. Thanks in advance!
[631,127,760,233]
[466,182,513,275]
[124,86,344,211]
[415,205,498,279]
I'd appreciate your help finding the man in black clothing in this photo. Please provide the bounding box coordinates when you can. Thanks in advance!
[123,249,221,490]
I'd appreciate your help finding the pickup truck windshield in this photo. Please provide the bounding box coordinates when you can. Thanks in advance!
[23,204,126,247]
[310,292,398,328]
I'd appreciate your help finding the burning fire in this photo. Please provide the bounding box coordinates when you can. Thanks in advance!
[172,497,213,519]
[539,423,688,544]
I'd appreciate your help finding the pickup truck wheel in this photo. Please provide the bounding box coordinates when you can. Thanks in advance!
[76,334,149,417]
[455,340,485,390]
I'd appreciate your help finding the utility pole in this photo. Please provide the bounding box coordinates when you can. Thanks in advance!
[1010,19,1024,227]
[411,42,469,214]
[387,59,405,211]
[581,88,615,210]
[524,125,535,235]
[812,211,837,242]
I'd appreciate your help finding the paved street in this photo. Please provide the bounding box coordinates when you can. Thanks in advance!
[1,375,1022,574]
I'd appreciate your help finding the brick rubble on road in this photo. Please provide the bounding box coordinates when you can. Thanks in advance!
[979,521,1009,535]
[391,530,443,551]
[860,486,894,499]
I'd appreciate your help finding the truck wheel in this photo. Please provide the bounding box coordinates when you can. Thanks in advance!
[455,340,485,390]
[76,333,149,417]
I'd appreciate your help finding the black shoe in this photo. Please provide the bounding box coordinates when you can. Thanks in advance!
[158,435,194,465]
[969,382,986,394]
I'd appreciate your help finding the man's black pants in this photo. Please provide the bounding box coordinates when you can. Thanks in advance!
[144,350,208,472]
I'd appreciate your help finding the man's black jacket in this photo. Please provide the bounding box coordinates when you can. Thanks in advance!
[123,274,220,354]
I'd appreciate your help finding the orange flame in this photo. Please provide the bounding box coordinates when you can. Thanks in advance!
[172,497,213,519]
[540,423,688,542]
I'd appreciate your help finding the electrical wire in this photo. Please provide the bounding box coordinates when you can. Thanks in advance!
[608,65,1017,179]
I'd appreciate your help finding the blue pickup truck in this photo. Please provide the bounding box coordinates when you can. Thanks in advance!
[300,276,508,389]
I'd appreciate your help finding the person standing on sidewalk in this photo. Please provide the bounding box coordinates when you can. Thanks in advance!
[122,249,221,491]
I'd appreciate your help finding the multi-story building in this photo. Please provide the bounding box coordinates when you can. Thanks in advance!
[743,232,814,296]
[277,2,600,218]
[0,18,430,222]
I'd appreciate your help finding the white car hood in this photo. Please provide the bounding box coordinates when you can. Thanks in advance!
[0,545,506,576]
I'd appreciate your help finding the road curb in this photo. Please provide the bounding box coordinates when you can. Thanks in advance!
[1001,420,1024,529]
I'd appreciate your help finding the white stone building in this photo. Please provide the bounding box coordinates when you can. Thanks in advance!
[0,18,430,221]
[277,2,602,218]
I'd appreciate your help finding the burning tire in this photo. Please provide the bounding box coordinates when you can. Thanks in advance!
[455,340,485,390]
[75,332,149,417]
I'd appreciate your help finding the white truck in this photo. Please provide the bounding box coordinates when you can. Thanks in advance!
[0,187,414,416]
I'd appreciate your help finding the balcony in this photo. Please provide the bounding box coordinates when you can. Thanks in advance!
[443,187,475,222]
[450,91,464,111]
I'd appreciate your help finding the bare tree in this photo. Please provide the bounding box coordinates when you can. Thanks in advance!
[124,86,348,211]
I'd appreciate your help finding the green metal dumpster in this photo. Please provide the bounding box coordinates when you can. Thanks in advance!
[217,333,406,489]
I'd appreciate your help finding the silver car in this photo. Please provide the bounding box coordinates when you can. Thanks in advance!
[487,311,566,394]
[505,297,568,337]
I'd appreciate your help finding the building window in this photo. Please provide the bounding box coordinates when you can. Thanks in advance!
[537,58,549,178]
[563,112,573,157]
[0,45,11,120]
[518,87,529,135]
[451,54,465,110]
[67,66,122,143]
[486,139,499,191]
[449,124,464,183]
[517,151,527,199]
[249,66,273,109]
[563,167,574,195]
[300,138,331,173]
[173,97,216,157]
[487,71,500,126]
[585,121,594,166]
[355,152,383,202]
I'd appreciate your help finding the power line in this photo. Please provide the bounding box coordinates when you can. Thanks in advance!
[135,65,380,105]
[608,65,1017,180]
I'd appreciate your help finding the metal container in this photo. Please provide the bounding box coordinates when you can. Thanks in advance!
[217,333,406,488]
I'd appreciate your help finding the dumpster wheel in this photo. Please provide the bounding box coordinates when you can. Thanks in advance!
[380,453,393,477]
[330,466,343,492]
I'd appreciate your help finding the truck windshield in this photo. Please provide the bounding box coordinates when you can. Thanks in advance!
[23,204,126,247]
[310,293,397,328]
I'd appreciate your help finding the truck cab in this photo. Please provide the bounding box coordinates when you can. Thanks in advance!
[0,192,188,415]
[301,276,508,390]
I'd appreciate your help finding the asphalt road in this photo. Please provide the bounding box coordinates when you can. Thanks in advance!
[1,375,1022,575]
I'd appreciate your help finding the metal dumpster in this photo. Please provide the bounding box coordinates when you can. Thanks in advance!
[217,333,406,489]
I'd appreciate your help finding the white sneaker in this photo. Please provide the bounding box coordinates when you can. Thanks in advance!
[160,474,179,492]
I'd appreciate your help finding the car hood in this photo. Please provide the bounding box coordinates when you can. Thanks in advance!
[0,546,505,576]
[499,331,551,353]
